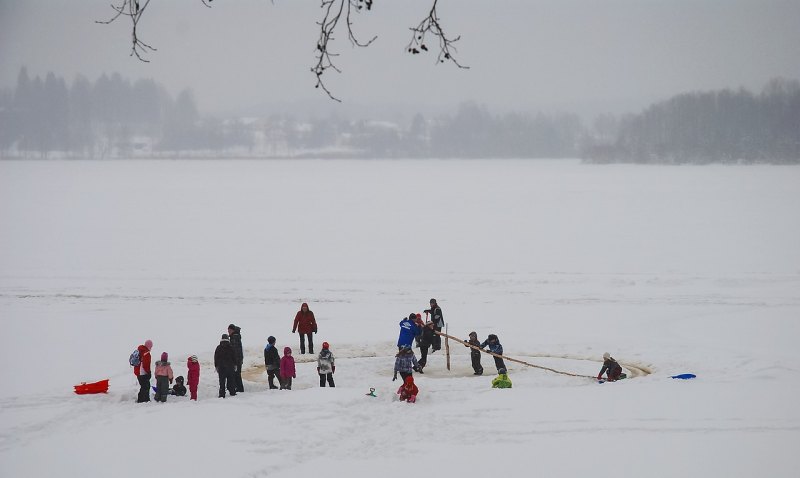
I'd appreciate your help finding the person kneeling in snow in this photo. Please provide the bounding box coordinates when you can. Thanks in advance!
[597,352,624,382]
[397,376,419,403]
[491,368,512,388]
[171,376,187,396]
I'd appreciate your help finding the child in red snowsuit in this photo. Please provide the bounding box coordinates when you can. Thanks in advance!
[187,355,200,400]
[397,375,419,403]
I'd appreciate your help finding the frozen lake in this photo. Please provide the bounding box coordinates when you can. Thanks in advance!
[1,159,799,477]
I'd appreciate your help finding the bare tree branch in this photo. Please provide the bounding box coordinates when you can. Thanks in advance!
[97,0,467,100]
[312,0,377,102]
[96,0,157,62]
[407,0,468,69]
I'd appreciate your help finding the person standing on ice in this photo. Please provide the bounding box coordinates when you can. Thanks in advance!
[292,303,317,354]
[424,298,444,351]
[134,339,153,403]
[597,352,624,382]
[214,334,237,398]
[263,336,281,390]
[480,334,506,374]
[416,320,436,373]
[187,355,200,400]
[280,347,296,390]
[153,352,174,402]
[317,341,335,387]
[397,313,422,350]
[228,324,244,393]
[464,331,484,375]
[393,345,420,382]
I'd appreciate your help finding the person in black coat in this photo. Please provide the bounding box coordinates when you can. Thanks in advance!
[263,335,281,389]
[214,334,237,398]
[416,321,436,373]
[464,331,483,375]
[424,298,444,351]
[228,324,244,393]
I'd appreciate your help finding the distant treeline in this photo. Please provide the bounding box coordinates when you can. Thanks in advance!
[584,78,800,164]
[1,68,798,162]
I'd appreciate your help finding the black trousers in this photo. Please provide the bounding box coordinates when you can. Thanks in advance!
[267,369,279,389]
[233,363,244,392]
[218,367,236,397]
[432,327,442,350]
[280,376,293,390]
[155,375,170,402]
[471,351,484,374]
[419,346,429,368]
[493,356,506,373]
[298,333,314,354]
[319,373,335,387]
[137,373,151,403]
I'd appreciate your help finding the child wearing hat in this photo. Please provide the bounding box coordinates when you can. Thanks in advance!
[154,352,174,402]
[264,336,281,390]
[597,352,625,382]
[393,345,420,382]
[279,347,296,390]
[317,341,336,387]
[171,376,187,396]
[187,355,200,400]
[464,331,484,375]
[397,375,419,403]
[480,334,506,374]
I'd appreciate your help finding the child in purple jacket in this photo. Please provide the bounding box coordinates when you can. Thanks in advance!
[280,346,296,390]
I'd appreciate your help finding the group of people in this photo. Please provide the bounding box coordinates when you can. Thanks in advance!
[132,340,200,403]
[134,299,626,403]
[133,304,336,401]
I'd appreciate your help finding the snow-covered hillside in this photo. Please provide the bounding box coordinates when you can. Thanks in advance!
[1,159,798,477]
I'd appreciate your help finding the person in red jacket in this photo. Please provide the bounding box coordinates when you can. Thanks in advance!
[187,355,200,400]
[292,302,318,354]
[134,339,153,403]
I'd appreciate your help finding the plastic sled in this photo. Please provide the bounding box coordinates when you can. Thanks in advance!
[671,373,696,380]
[74,379,109,394]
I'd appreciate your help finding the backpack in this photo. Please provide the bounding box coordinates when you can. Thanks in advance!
[129,348,141,367]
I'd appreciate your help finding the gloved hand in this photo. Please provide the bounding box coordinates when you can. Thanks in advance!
[291,329,296,334]
[317,367,320,373]
[332,366,335,374]
[393,374,397,382]
[597,374,602,380]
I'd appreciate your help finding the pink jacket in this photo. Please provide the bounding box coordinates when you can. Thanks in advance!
[187,358,200,387]
[280,347,296,379]
[154,361,174,381]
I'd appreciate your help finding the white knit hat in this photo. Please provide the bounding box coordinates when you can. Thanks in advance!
[603,352,611,360]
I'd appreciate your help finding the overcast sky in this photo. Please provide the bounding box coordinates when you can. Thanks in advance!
[1,0,799,118]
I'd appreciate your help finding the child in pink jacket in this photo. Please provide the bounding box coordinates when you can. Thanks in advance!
[154,352,174,403]
[187,355,200,400]
[280,347,296,390]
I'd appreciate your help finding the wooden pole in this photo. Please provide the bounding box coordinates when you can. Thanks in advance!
[432,329,594,379]
[445,323,451,371]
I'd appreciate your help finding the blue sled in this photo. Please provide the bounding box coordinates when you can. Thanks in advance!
[671,373,696,380]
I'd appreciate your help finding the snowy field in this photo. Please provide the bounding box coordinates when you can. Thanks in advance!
[1,159,799,477]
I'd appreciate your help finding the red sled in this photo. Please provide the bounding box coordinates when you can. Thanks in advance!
[74,379,109,395]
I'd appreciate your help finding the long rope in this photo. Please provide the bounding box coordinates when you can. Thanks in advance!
[433,329,596,380]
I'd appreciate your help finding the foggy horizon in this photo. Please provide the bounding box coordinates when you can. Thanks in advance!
[2,0,799,119]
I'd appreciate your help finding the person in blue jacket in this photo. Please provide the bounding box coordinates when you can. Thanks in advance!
[480,334,506,373]
[397,313,422,350]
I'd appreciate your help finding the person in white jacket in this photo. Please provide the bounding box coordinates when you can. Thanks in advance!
[317,342,336,387]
